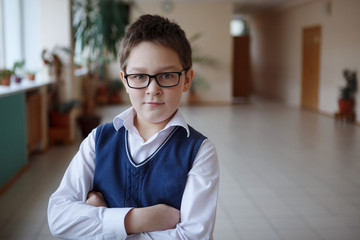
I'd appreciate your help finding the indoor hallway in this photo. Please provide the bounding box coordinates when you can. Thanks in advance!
[1,99,360,240]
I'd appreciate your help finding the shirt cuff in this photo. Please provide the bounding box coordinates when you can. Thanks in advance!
[103,207,133,240]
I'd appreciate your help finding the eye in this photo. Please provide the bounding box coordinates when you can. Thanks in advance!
[159,73,175,79]
[128,74,148,80]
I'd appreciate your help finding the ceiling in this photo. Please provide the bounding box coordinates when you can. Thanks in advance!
[234,0,291,13]
[135,0,313,14]
[232,0,312,14]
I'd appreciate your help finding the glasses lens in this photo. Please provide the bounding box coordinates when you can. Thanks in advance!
[156,72,180,87]
[127,74,149,88]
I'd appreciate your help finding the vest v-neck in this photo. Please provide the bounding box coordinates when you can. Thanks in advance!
[94,122,206,209]
[125,127,179,168]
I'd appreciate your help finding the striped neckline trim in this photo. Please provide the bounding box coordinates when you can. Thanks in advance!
[125,126,179,168]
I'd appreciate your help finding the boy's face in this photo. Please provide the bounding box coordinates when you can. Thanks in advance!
[120,41,193,128]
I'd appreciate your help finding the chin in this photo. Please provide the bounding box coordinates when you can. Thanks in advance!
[147,112,173,124]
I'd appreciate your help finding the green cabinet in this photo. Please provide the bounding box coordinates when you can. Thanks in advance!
[0,93,27,189]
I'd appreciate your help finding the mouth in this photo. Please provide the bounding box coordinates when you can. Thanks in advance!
[145,101,164,107]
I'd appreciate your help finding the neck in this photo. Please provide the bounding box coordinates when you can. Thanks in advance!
[134,117,168,142]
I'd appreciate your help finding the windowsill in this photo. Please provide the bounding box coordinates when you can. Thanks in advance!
[0,76,52,98]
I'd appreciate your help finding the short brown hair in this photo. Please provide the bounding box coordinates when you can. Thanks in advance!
[119,14,192,72]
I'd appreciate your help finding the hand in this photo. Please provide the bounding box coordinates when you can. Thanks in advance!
[86,191,108,207]
[125,204,180,234]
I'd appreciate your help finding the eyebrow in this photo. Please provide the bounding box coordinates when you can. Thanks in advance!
[127,66,182,73]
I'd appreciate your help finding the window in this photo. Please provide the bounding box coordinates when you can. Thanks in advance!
[0,1,5,68]
[1,0,23,69]
[0,0,41,71]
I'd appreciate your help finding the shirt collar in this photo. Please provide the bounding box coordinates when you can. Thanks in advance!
[113,107,190,137]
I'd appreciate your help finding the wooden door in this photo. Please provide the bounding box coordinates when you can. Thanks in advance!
[27,90,42,151]
[233,35,250,99]
[301,26,321,110]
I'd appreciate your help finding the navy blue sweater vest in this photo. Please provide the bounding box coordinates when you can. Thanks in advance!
[93,123,206,210]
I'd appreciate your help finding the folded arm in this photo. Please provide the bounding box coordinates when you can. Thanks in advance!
[86,191,180,234]
[126,139,220,240]
[48,130,131,239]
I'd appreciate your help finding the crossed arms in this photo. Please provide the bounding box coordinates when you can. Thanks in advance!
[48,129,219,239]
[86,191,180,234]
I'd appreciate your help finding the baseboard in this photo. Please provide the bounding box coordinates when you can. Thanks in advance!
[0,164,30,197]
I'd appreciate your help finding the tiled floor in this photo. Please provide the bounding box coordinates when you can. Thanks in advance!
[1,99,360,240]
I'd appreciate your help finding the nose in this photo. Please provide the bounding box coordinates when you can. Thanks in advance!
[146,77,162,95]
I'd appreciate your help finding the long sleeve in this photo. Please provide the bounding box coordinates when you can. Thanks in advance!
[47,129,132,240]
[127,139,220,240]
[48,109,220,239]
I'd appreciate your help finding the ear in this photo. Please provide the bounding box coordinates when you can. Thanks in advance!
[120,71,129,93]
[183,68,194,92]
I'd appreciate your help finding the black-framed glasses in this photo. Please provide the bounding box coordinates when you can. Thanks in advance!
[124,70,185,89]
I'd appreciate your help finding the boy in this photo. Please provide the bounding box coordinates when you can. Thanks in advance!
[48,14,219,239]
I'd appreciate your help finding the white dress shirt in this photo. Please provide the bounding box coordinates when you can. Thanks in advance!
[48,107,219,240]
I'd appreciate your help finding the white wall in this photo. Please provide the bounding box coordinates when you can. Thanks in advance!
[249,0,360,120]
[108,1,234,104]
[38,0,71,50]
[38,0,72,101]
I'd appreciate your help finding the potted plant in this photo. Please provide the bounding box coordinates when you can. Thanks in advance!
[12,60,25,83]
[338,69,357,114]
[42,46,78,129]
[108,79,124,104]
[188,33,218,104]
[0,69,13,86]
[26,71,36,81]
[73,0,130,138]
[49,100,79,128]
